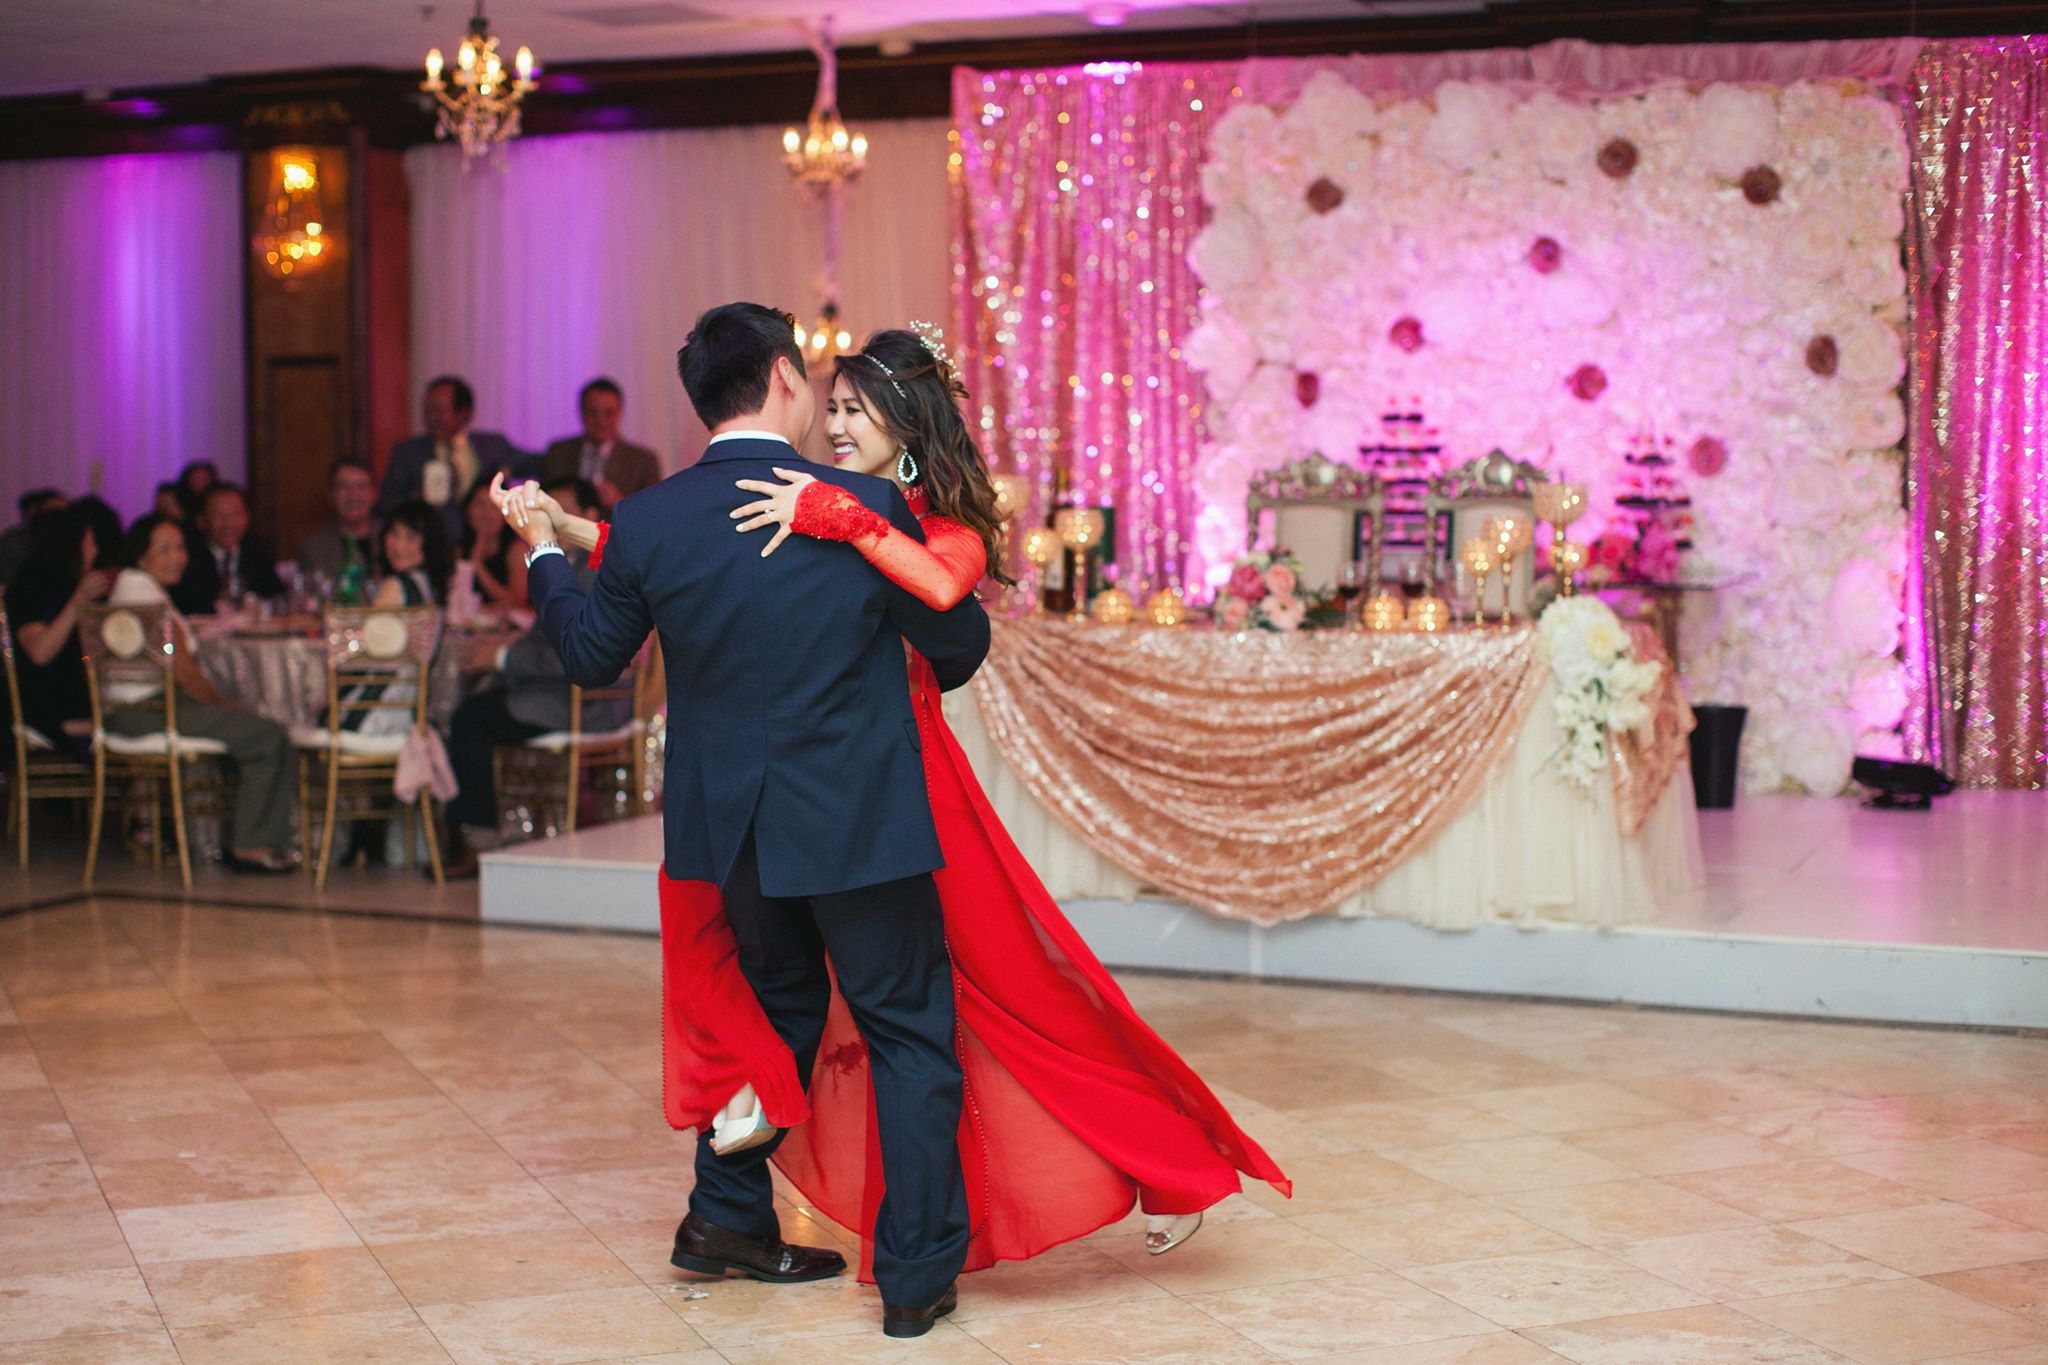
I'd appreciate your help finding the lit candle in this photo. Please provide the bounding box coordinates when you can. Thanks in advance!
[514,46,534,81]
[782,128,801,155]
[425,48,444,85]
[457,40,475,71]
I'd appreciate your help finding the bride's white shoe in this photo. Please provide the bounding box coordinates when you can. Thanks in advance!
[1143,1212,1202,1256]
[709,1084,777,1157]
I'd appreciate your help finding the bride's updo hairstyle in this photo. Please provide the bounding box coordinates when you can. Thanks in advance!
[835,328,1015,586]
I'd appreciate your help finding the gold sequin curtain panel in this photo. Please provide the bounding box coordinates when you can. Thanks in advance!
[1905,38,2048,788]
[970,619,1549,925]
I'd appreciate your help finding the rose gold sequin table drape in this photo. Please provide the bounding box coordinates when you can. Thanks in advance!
[952,617,1701,928]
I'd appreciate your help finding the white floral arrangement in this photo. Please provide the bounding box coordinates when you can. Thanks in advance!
[1539,597,1664,793]
[1213,550,1313,632]
[1184,70,1912,794]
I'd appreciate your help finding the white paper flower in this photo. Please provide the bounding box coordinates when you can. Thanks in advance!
[1828,556,1903,657]
[1423,80,1511,170]
[1780,707,1856,795]
[1692,84,1782,179]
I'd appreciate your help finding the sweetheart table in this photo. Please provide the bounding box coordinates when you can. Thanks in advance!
[943,615,1702,931]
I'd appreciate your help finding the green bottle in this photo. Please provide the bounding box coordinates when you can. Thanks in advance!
[336,537,366,606]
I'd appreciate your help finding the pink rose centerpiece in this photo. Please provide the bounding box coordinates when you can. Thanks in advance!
[1212,550,1321,633]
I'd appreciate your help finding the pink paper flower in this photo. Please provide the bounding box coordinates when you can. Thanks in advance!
[1567,363,1608,401]
[1218,596,1252,630]
[1806,335,1839,377]
[1688,435,1729,477]
[1740,165,1783,205]
[1528,236,1563,274]
[1264,562,1299,596]
[1389,316,1425,352]
[1227,564,1266,602]
[1597,137,1639,179]
[1264,595,1307,632]
[1295,371,1320,408]
[1304,177,1344,215]
[1590,530,1637,576]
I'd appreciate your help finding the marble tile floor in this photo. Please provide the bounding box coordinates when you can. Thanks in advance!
[3,898,2047,1362]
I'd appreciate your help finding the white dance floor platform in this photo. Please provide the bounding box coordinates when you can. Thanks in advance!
[481,791,2046,1031]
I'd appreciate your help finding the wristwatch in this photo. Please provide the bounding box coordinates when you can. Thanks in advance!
[523,539,562,568]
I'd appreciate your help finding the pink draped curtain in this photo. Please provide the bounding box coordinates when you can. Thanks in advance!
[1904,37,2048,788]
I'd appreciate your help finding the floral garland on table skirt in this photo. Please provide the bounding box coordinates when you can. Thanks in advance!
[1539,597,1665,796]
[1184,71,1912,794]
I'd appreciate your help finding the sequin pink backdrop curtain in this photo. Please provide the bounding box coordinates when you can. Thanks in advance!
[1904,37,2048,788]
[951,63,1236,589]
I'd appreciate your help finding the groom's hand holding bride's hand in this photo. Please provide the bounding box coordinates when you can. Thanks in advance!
[731,467,816,559]
[489,471,564,549]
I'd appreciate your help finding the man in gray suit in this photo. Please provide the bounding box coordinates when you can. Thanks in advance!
[535,377,662,512]
[378,375,530,540]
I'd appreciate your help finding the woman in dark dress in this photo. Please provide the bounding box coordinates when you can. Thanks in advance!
[3,506,112,759]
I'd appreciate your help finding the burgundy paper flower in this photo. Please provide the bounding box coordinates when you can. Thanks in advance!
[1741,165,1783,205]
[1295,371,1321,408]
[1806,335,1839,377]
[1688,435,1729,478]
[1528,236,1563,274]
[1597,138,1639,179]
[1305,177,1344,215]
[1567,363,1608,401]
[1389,316,1425,352]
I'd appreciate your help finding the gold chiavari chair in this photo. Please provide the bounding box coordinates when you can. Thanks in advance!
[79,602,228,892]
[0,606,96,866]
[293,606,444,892]
[497,638,661,840]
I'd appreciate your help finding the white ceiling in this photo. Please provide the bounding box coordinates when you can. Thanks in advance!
[0,1,1504,100]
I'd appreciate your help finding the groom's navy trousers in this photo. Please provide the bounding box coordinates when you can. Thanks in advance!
[686,833,968,1307]
[528,435,988,1308]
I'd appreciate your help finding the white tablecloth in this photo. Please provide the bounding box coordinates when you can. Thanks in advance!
[944,669,1704,932]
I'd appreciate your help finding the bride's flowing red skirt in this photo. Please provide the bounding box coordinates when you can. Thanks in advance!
[659,686,1289,1280]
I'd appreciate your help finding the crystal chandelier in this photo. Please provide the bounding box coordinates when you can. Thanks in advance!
[255,148,329,279]
[422,0,537,167]
[794,300,853,367]
[781,17,867,190]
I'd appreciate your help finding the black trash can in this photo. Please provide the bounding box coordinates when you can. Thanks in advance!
[1689,704,1747,809]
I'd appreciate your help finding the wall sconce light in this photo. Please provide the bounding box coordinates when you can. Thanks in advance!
[255,147,330,279]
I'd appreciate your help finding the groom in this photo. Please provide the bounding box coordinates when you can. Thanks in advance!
[509,302,987,1336]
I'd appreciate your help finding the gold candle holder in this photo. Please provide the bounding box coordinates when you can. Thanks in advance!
[1090,586,1136,625]
[1145,587,1188,627]
[1362,592,1405,632]
[1409,595,1449,633]
[1553,539,1587,596]
[1052,507,1105,621]
[1459,537,1498,624]
[1019,525,1058,614]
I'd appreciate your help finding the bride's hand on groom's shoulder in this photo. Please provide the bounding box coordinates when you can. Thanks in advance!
[731,466,816,559]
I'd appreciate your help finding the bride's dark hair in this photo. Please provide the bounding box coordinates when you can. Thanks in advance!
[835,329,1015,587]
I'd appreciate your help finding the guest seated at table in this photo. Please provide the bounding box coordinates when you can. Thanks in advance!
[460,477,527,611]
[173,483,285,614]
[296,459,379,587]
[440,529,627,878]
[173,461,218,522]
[371,499,453,610]
[3,504,111,758]
[536,377,662,512]
[151,483,185,521]
[379,375,528,543]
[105,513,296,874]
[0,488,67,587]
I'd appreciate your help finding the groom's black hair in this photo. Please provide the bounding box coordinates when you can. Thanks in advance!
[676,302,806,429]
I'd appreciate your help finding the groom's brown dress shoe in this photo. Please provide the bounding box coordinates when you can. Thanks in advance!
[882,1282,958,1338]
[670,1213,846,1284]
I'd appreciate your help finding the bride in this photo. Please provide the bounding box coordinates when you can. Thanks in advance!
[493,324,1287,1280]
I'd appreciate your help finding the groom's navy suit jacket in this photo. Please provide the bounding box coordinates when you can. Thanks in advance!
[527,436,991,898]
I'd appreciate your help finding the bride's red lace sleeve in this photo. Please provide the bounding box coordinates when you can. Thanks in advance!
[792,482,984,611]
[587,521,612,571]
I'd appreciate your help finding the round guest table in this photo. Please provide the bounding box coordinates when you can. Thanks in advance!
[943,615,1702,931]
[194,617,483,730]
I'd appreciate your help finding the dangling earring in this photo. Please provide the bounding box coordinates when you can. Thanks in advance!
[896,446,919,485]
